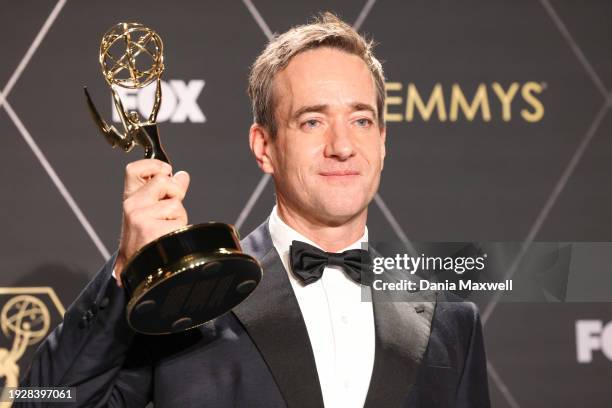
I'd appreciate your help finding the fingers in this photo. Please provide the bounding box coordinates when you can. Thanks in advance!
[123,159,172,199]
[123,170,190,213]
[142,174,187,201]
[173,170,190,192]
[136,199,189,223]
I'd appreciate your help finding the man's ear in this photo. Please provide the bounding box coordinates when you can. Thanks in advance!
[380,125,387,171]
[249,123,275,174]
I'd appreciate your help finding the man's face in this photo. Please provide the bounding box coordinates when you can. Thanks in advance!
[261,47,386,225]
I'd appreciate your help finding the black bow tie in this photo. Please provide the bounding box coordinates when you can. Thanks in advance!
[289,240,371,285]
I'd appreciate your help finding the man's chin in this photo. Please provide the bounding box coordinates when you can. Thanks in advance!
[312,202,368,226]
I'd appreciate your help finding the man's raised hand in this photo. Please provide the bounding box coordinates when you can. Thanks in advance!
[114,159,190,285]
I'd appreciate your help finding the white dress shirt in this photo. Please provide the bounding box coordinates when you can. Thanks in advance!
[268,205,375,408]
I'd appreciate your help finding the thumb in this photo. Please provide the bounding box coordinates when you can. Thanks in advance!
[173,170,190,193]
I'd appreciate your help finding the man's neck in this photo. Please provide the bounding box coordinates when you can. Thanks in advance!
[276,202,367,253]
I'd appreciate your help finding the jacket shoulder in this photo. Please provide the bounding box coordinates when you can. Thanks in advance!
[239,218,273,259]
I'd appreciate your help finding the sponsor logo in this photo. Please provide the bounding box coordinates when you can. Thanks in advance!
[575,320,612,363]
[384,82,545,123]
[0,288,65,403]
[112,79,206,123]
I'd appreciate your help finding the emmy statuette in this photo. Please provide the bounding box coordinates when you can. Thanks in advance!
[83,22,262,335]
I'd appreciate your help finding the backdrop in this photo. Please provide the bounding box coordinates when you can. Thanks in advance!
[1,1,611,406]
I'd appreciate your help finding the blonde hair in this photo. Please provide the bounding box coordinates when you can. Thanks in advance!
[247,12,385,137]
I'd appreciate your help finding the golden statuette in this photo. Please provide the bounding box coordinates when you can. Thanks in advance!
[83,22,262,335]
[84,22,167,161]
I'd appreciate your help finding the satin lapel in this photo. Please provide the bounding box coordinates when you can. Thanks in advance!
[364,287,437,408]
[233,222,324,408]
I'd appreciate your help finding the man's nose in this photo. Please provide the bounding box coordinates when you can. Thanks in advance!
[323,122,355,160]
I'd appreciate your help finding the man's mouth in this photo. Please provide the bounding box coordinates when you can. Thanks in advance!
[318,170,360,179]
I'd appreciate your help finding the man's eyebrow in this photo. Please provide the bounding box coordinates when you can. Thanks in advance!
[351,102,377,116]
[292,104,328,121]
[291,102,377,121]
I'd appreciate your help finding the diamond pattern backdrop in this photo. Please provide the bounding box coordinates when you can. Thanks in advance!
[1,1,611,406]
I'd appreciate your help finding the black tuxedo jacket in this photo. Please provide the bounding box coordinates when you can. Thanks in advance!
[21,220,490,407]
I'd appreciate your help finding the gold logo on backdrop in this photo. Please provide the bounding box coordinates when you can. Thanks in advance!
[384,82,546,123]
[0,288,64,408]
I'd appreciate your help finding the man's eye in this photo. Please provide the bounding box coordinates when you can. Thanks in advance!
[303,119,320,129]
[355,118,373,127]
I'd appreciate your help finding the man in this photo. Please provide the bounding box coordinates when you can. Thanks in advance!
[21,13,490,407]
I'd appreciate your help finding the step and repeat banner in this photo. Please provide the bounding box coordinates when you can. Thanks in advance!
[1,1,611,406]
